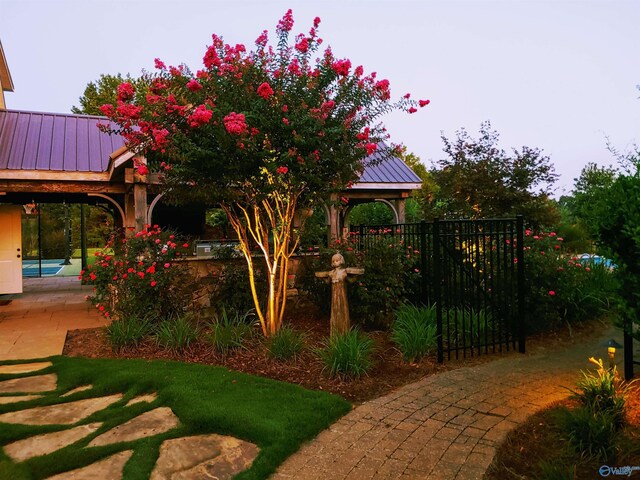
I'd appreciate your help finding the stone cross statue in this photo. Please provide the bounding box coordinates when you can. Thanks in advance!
[315,253,364,336]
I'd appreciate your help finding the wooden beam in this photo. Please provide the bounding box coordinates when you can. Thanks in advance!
[108,150,135,179]
[0,170,112,181]
[0,181,126,194]
[341,191,414,200]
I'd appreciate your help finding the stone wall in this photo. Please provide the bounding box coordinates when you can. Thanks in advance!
[179,255,311,308]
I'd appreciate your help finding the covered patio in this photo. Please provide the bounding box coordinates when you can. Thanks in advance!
[0,277,109,360]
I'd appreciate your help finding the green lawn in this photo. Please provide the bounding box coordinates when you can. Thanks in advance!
[0,356,351,480]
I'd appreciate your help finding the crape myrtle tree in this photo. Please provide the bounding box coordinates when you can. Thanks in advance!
[98,10,428,336]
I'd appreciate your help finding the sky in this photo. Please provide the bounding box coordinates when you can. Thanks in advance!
[1,0,639,194]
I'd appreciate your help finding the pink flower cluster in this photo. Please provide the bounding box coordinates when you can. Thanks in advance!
[117,82,135,102]
[223,112,248,135]
[188,105,213,127]
[257,82,274,99]
[332,59,351,76]
[277,9,294,33]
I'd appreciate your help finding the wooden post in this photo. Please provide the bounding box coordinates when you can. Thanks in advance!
[133,183,147,231]
[124,166,148,233]
[328,194,340,243]
[395,198,406,224]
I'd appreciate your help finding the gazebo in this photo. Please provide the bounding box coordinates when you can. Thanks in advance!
[0,108,421,238]
[0,41,422,293]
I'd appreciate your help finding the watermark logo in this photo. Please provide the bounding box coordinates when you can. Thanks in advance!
[600,465,640,477]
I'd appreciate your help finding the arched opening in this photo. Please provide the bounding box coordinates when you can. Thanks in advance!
[344,199,400,229]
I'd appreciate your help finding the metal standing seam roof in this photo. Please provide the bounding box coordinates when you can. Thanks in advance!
[0,109,124,172]
[0,111,420,186]
[358,143,422,184]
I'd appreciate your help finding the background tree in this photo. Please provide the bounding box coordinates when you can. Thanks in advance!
[426,121,559,227]
[564,162,618,236]
[72,73,146,115]
[588,151,640,342]
[100,10,427,336]
[554,162,618,252]
[396,148,438,221]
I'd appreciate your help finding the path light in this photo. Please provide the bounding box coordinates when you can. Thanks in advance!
[601,339,623,370]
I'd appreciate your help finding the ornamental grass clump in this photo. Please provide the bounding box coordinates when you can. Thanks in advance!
[105,316,152,352]
[318,329,375,379]
[154,315,201,354]
[266,326,306,361]
[391,303,437,363]
[568,357,628,428]
[208,309,256,356]
[559,357,634,461]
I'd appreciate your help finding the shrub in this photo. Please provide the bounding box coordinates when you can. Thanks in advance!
[557,406,618,461]
[391,304,437,362]
[80,226,194,323]
[208,309,256,356]
[317,329,375,379]
[266,326,306,361]
[211,262,268,315]
[523,229,620,333]
[559,358,634,461]
[350,235,421,328]
[568,358,627,428]
[105,316,152,352]
[443,307,495,348]
[154,315,201,353]
[299,234,421,328]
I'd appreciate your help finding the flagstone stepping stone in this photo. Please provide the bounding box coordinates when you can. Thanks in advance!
[0,362,52,375]
[0,393,123,425]
[126,392,157,407]
[4,422,103,462]
[45,450,133,480]
[0,373,57,393]
[61,385,93,397]
[88,407,179,447]
[150,434,259,480]
[0,394,42,404]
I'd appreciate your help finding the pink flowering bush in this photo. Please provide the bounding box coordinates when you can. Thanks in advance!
[523,230,620,332]
[80,226,194,322]
[98,10,428,336]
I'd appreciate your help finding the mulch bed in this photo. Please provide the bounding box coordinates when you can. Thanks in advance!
[486,384,640,480]
[63,301,614,404]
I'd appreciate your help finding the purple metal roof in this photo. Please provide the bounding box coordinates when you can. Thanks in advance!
[358,143,422,184]
[0,109,124,172]
[0,112,420,186]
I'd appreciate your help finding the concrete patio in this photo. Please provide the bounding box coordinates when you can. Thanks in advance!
[0,277,108,360]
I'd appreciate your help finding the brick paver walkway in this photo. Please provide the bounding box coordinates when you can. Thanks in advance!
[273,325,619,480]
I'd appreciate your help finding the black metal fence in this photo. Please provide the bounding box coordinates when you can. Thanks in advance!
[349,217,525,362]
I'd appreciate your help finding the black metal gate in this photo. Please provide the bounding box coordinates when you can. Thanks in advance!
[350,217,525,362]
